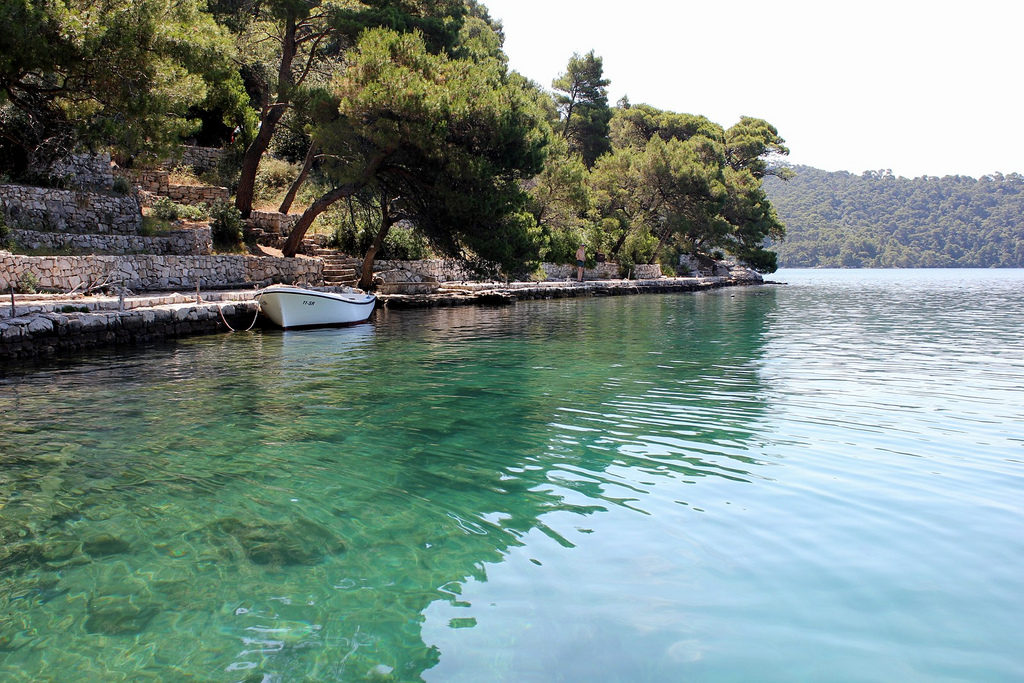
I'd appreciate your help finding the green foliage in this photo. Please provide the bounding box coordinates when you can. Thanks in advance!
[15,271,40,294]
[326,203,431,260]
[763,167,1024,268]
[209,200,244,250]
[226,0,468,216]
[542,226,585,264]
[382,224,431,260]
[616,229,659,274]
[610,105,725,150]
[254,158,300,203]
[552,51,612,167]
[289,27,550,275]
[151,197,181,221]
[527,135,591,251]
[725,117,791,179]
[0,0,238,174]
[151,198,210,222]
[576,104,787,272]
[112,176,133,196]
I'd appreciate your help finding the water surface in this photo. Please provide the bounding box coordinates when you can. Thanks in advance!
[1,269,1022,680]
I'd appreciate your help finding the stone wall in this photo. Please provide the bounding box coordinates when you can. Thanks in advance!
[540,262,627,280]
[374,259,477,282]
[125,169,169,195]
[0,300,260,359]
[10,227,213,256]
[119,169,227,206]
[178,146,223,172]
[677,255,761,281]
[165,184,230,206]
[368,259,660,282]
[248,210,300,234]
[0,184,142,235]
[0,252,321,292]
[632,264,662,279]
[51,152,115,191]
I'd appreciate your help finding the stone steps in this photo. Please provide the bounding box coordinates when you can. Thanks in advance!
[315,249,363,287]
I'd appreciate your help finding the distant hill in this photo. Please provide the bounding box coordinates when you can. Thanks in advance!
[763,166,1024,267]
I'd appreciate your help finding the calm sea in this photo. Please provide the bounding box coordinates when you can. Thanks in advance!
[1,269,1022,681]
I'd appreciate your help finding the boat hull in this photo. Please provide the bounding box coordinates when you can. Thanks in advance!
[258,286,376,328]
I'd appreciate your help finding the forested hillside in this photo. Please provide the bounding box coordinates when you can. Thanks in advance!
[764,166,1024,267]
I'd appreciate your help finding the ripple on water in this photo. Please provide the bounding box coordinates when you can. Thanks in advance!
[1,271,1023,680]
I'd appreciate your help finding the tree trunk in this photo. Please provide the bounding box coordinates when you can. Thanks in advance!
[235,15,298,219]
[280,183,362,257]
[358,197,394,290]
[277,141,318,215]
[648,223,673,265]
[610,229,629,257]
[279,149,392,257]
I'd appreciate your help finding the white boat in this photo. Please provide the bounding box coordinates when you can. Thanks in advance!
[258,285,376,328]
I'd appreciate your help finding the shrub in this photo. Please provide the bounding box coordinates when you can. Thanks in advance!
[616,229,659,277]
[254,158,298,203]
[112,175,132,195]
[167,165,202,186]
[381,224,430,260]
[15,270,39,294]
[151,197,209,222]
[542,227,584,264]
[209,200,243,250]
[151,196,181,221]
[178,203,210,222]
[0,215,10,249]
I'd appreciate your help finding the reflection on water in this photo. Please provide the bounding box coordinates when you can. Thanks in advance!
[2,272,1023,681]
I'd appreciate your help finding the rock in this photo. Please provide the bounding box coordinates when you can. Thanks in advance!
[83,533,131,557]
[212,517,346,566]
[85,595,159,635]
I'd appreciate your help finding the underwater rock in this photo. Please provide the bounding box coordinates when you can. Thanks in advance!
[41,537,80,562]
[0,613,33,652]
[84,595,159,635]
[0,542,42,567]
[212,517,346,566]
[82,533,131,557]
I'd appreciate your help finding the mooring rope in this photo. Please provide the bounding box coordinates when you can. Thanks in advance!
[218,293,263,332]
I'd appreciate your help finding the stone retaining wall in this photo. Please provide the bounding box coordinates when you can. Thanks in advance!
[166,184,230,206]
[367,259,661,282]
[10,227,213,256]
[0,301,259,359]
[124,169,169,195]
[1,253,321,292]
[540,262,624,280]
[119,169,228,206]
[51,153,115,191]
[248,210,300,234]
[632,264,662,279]
[0,184,141,235]
[374,259,476,282]
[178,146,223,172]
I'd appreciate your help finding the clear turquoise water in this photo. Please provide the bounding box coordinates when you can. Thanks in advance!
[1,269,1022,681]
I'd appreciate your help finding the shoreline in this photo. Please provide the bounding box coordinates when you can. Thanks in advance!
[0,275,766,361]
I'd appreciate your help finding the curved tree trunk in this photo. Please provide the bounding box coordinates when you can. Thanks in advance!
[280,149,392,258]
[280,183,363,257]
[235,15,298,219]
[278,141,318,215]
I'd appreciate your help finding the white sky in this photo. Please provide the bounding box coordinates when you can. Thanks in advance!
[483,0,1023,179]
